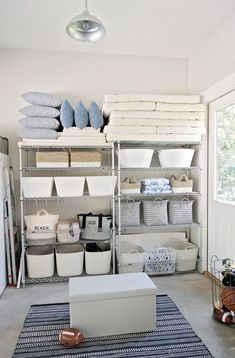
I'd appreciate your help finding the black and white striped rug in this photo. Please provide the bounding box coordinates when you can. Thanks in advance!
[13,295,213,357]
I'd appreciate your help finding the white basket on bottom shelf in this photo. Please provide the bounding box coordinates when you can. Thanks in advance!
[166,239,198,271]
[26,245,54,278]
[118,242,144,274]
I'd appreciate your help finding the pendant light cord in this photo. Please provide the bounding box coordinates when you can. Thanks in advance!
[84,0,88,10]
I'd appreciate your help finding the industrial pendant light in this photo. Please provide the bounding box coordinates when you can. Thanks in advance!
[66,0,106,42]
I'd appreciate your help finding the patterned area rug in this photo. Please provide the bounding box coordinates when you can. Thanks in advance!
[13,295,213,357]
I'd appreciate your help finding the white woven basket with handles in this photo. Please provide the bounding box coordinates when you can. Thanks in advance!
[24,209,59,239]
[115,199,141,227]
[168,198,194,225]
[169,174,193,193]
[143,198,168,226]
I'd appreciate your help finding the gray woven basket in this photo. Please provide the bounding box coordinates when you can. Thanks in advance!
[115,200,141,227]
[143,199,168,226]
[168,198,194,224]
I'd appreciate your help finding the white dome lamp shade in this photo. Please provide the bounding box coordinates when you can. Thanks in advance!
[66,0,106,42]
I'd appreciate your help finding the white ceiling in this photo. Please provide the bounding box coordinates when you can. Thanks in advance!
[0,0,235,58]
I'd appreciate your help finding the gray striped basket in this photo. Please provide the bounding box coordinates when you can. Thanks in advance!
[143,199,168,226]
[168,198,194,225]
[115,200,141,227]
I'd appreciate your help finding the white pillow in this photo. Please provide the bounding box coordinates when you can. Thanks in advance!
[22,92,62,108]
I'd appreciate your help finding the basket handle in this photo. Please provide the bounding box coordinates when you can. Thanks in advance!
[36,209,49,216]
[185,246,194,250]
[179,174,189,182]
[169,175,177,181]
[153,198,164,206]
[128,249,140,254]
[180,198,190,207]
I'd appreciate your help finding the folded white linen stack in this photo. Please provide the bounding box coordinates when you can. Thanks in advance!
[102,93,206,142]
[57,127,106,145]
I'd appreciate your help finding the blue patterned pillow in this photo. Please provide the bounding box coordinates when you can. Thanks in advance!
[88,101,104,129]
[60,100,74,128]
[75,101,89,129]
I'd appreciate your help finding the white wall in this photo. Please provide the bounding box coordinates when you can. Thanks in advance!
[0,48,188,170]
[188,10,235,93]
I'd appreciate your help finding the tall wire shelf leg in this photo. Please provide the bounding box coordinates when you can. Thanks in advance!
[111,142,116,274]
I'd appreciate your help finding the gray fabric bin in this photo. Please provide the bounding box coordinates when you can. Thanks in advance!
[143,199,168,226]
[115,200,141,227]
[168,198,194,225]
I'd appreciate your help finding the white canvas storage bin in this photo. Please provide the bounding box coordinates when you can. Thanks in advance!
[56,244,84,277]
[26,245,54,278]
[118,149,154,168]
[143,199,168,226]
[166,239,198,271]
[118,242,144,273]
[54,177,85,197]
[69,273,157,337]
[158,148,195,167]
[22,177,53,198]
[85,243,111,274]
[168,198,194,224]
[86,176,117,196]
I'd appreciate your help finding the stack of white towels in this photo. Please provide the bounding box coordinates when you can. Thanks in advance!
[18,92,62,140]
[57,127,106,145]
[102,94,206,142]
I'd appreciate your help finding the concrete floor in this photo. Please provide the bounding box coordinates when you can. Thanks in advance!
[0,273,234,358]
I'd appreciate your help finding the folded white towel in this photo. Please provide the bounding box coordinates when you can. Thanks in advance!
[109,118,157,126]
[103,125,156,134]
[104,93,200,104]
[156,126,206,134]
[156,103,206,112]
[62,127,101,136]
[110,110,205,120]
[106,133,201,142]
[21,139,108,147]
[155,119,205,127]
[102,102,155,117]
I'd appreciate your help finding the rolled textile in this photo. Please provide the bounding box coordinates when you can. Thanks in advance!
[110,110,205,120]
[102,102,155,117]
[109,117,157,126]
[17,128,58,139]
[156,126,206,134]
[104,93,200,104]
[19,117,60,129]
[106,133,202,142]
[156,103,205,112]
[103,125,156,134]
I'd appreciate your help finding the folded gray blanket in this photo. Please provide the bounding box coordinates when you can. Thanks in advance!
[17,128,58,139]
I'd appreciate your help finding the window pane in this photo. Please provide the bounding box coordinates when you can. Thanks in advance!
[216,103,235,202]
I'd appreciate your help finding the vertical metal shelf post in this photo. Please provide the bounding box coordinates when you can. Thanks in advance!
[117,141,121,272]
[111,142,116,274]
[17,146,25,287]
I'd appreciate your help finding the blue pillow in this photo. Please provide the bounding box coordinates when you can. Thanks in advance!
[60,100,74,128]
[75,101,89,129]
[88,101,104,129]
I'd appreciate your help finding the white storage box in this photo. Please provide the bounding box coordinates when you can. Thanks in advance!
[69,273,157,337]
[158,149,195,167]
[54,177,85,197]
[56,244,84,277]
[118,149,154,168]
[26,245,54,278]
[22,177,53,198]
[85,243,111,274]
[86,176,117,196]
[166,239,198,271]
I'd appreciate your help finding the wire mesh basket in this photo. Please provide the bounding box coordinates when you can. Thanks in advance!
[210,255,235,326]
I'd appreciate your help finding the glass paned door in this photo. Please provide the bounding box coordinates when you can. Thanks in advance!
[208,91,235,266]
[216,104,235,203]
